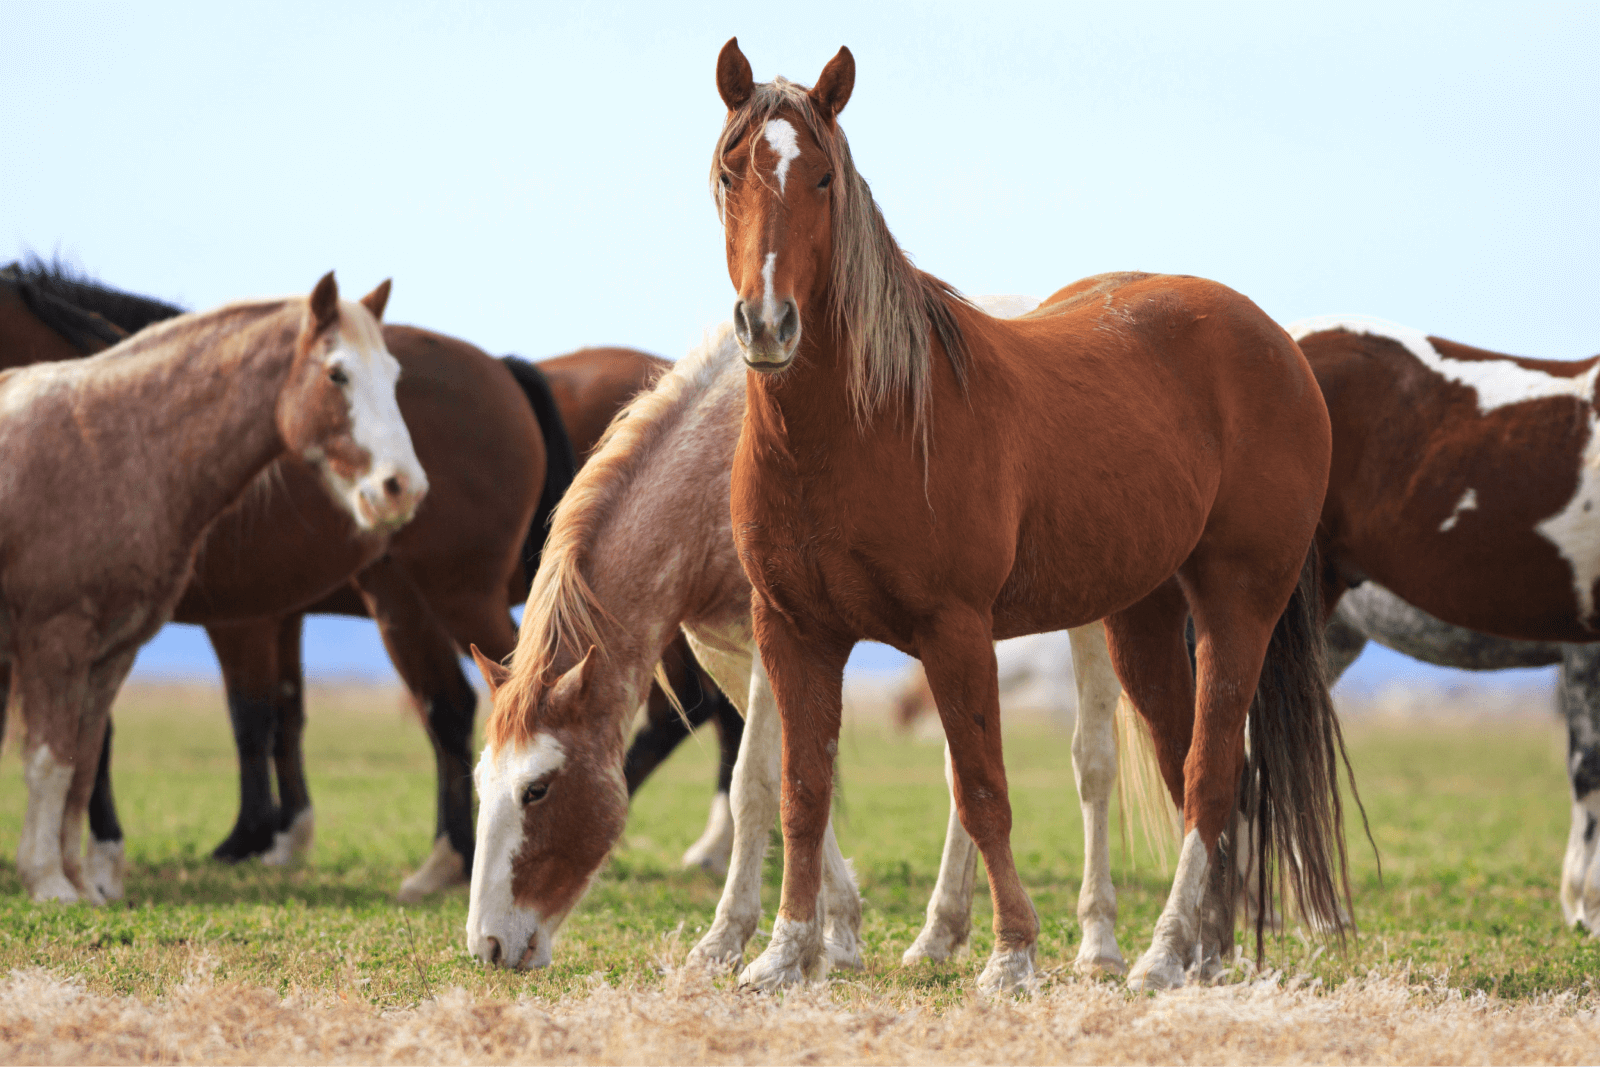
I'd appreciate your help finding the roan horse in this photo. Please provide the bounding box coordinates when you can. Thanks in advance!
[464,317,1149,980]
[1294,315,1600,931]
[0,261,715,900]
[0,273,426,903]
[710,40,1355,992]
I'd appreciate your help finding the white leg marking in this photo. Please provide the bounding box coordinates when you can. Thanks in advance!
[19,746,77,904]
[681,791,735,876]
[739,913,827,990]
[1128,829,1211,991]
[400,833,467,904]
[1563,787,1600,929]
[1438,488,1478,532]
[86,839,126,902]
[261,807,316,867]
[819,820,863,970]
[1068,622,1127,976]
[690,658,779,970]
[763,118,801,195]
[904,742,978,964]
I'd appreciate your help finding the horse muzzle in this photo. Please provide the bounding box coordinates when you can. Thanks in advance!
[353,464,429,531]
[468,915,552,971]
[734,298,801,372]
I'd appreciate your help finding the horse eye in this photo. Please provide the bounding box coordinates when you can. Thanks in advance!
[818,173,832,189]
[328,366,350,387]
[720,172,732,187]
[522,780,550,806]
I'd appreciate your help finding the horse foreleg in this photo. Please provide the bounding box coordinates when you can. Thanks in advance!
[205,619,284,863]
[13,620,96,903]
[681,673,745,878]
[902,741,978,964]
[922,609,1039,995]
[263,614,314,865]
[351,557,477,903]
[737,611,850,991]
[1561,645,1600,931]
[1068,620,1128,976]
[67,649,136,904]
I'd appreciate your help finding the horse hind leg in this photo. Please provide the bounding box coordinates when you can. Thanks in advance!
[86,718,126,900]
[63,648,137,904]
[903,740,979,964]
[264,614,314,865]
[1068,620,1129,977]
[206,620,285,863]
[1559,645,1600,931]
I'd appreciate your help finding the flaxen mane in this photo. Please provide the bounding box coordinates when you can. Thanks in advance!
[486,332,731,750]
[710,79,969,442]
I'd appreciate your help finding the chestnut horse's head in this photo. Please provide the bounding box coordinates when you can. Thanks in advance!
[280,272,427,530]
[712,38,854,372]
[465,645,629,970]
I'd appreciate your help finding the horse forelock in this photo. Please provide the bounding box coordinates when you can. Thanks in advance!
[711,79,970,442]
[488,326,743,752]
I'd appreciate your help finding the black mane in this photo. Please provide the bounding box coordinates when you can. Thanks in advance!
[2,255,185,353]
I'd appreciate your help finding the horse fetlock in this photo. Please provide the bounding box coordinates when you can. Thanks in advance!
[398,834,466,903]
[902,911,970,964]
[738,914,826,990]
[85,839,125,902]
[1127,947,1188,991]
[687,921,749,971]
[1073,918,1126,977]
[823,917,864,971]
[261,808,315,868]
[28,871,81,905]
[976,941,1037,995]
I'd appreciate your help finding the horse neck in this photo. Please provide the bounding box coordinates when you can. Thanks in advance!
[747,313,860,452]
[109,306,304,545]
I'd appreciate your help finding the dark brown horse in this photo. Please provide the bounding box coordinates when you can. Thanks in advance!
[0,271,424,903]
[3,262,742,899]
[706,41,1353,993]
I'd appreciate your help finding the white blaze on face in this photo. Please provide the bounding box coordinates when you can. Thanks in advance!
[760,252,778,328]
[466,732,567,968]
[1289,316,1600,628]
[317,305,428,529]
[763,118,801,195]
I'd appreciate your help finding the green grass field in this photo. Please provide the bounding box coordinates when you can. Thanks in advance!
[0,682,1594,1011]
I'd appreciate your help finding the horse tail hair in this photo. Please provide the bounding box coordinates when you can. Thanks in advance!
[1233,544,1372,960]
[1114,690,1180,873]
[500,357,579,600]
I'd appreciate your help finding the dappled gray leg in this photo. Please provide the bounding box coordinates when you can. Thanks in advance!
[1561,645,1600,931]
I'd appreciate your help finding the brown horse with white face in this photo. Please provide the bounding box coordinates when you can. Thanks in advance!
[712,40,1355,992]
[0,273,425,903]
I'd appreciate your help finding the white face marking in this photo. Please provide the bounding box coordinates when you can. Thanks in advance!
[760,252,777,325]
[466,733,567,968]
[315,307,429,529]
[763,118,801,196]
[1439,488,1478,533]
[1291,316,1600,629]
[1288,315,1600,414]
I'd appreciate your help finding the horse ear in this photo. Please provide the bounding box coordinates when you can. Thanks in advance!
[359,279,391,322]
[553,645,599,704]
[309,271,339,332]
[809,46,854,120]
[470,644,510,697]
[717,37,754,111]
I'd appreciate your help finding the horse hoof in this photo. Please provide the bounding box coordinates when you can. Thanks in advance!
[738,951,806,992]
[902,921,969,965]
[85,840,125,902]
[398,835,466,903]
[29,874,80,904]
[1127,950,1186,991]
[737,916,825,991]
[212,820,279,864]
[261,809,315,867]
[825,929,864,971]
[976,944,1037,994]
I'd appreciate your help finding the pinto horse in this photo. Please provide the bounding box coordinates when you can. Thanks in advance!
[1295,316,1600,929]
[0,261,705,900]
[709,40,1355,993]
[0,273,426,903]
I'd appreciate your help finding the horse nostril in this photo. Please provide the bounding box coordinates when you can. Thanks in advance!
[777,300,800,345]
[486,936,503,966]
[383,475,403,498]
[733,301,752,345]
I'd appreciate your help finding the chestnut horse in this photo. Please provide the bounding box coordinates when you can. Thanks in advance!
[0,261,693,901]
[0,273,425,903]
[465,314,1151,979]
[1294,315,1600,930]
[710,40,1354,992]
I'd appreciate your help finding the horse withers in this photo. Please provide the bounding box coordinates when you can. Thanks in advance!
[709,40,1356,993]
[0,273,424,903]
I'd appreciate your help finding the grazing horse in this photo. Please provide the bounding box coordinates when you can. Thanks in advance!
[709,40,1354,992]
[1295,316,1600,930]
[465,315,1149,980]
[1,261,696,900]
[0,273,426,903]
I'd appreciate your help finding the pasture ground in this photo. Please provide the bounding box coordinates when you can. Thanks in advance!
[0,680,1597,1063]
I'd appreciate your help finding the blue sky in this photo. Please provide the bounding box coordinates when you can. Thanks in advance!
[4,1,1595,691]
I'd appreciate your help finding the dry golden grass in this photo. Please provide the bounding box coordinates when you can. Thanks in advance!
[2,958,1598,1066]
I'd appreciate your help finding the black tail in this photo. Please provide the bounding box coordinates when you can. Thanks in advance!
[501,356,579,600]
[1231,547,1373,960]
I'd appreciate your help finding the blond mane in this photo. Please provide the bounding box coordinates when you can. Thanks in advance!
[486,328,737,750]
[710,78,969,444]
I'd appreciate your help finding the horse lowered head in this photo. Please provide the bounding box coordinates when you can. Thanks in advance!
[465,645,629,970]
[713,38,854,372]
[281,272,428,529]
